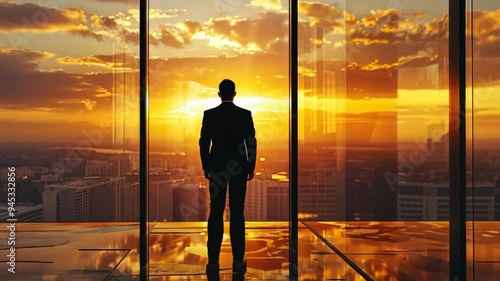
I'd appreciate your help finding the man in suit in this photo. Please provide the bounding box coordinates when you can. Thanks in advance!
[199,79,257,275]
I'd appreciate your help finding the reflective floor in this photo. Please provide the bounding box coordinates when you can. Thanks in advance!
[0,222,498,280]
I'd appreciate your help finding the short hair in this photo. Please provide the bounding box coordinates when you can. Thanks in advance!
[219,79,235,100]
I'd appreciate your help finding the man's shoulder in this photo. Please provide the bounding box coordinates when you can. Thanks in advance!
[204,107,218,114]
[233,104,251,114]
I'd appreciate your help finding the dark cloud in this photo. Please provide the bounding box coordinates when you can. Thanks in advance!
[471,10,500,58]
[0,2,87,32]
[0,48,120,113]
[119,27,140,44]
[298,2,345,32]
[68,28,105,41]
[299,2,343,19]
[0,1,110,44]
[91,15,118,29]
[0,48,53,73]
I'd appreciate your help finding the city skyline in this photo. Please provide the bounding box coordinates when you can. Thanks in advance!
[0,0,499,147]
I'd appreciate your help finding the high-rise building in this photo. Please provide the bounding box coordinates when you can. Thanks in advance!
[172,183,209,221]
[245,179,288,221]
[85,160,113,177]
[118,172,174,221]
[148,178,174,222]
[398,181,495,220]
[43,177,119,221]
[110,154,132,177]
[298,155,338,220]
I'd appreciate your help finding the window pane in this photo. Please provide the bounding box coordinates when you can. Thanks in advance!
[147,0,290,277]
[343,1,450,278]
[470,1,500,279]
[0,0,139,223]
[299,0,452,279]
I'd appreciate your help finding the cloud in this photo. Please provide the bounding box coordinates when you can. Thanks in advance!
[57,54,139,70]
[249,0,283,11]
[0,48,54,73]
[120,19,202,48]
[155,20,202,47]
[0,48,117,113]
[347,55,438,71]
[119,11,288,52]
[0,2,112,44]
[471,10,500,58]
[298,2,346,32]
[329,10,449,85]
[205,11,288,53]
[0,2,87,32]
[299,2,343,19]
[91,15,118,29]
[128,8,186,21]
[57,99,97,110]
[346,9,449,47]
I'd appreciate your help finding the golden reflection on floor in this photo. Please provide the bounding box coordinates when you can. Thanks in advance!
[0,222,498,280]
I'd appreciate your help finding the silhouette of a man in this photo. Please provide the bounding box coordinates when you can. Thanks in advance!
[199,79,257,275]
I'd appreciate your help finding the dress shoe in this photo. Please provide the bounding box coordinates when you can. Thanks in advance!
[232,259,247,275]
[206,262,219,275]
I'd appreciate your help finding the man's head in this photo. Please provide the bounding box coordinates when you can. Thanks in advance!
[218,79,236,101]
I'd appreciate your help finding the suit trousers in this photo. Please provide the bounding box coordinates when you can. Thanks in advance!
[207,169,247,263]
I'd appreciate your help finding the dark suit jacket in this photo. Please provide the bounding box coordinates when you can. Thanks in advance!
[199,102,257,173]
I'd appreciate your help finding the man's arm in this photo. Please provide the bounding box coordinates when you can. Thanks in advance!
[246,111,257,180]
[199,111,211,179]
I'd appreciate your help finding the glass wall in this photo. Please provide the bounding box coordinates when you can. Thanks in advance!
[0,0,140,222]
[146,0,290,277]
[299,0,452,279]
[469,0,500,279]
[345,0,450,279]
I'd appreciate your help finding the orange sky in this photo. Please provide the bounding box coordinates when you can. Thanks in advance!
[0,0,499,148]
